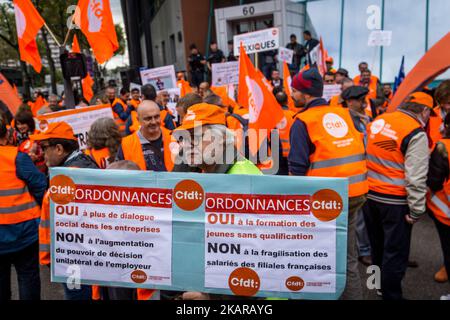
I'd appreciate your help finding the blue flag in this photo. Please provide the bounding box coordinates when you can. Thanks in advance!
[394,56,405,93]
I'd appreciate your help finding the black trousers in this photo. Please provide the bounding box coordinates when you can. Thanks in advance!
[190,70,204,88]
[0,241,41,301]
[431,214,450,284]
[364,200,412,300]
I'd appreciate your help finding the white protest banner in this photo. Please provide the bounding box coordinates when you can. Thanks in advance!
[212,61,239,87]
[140,65,177,91]
[368,30,392,47]
[234,28,280,56]
[279,47,294,64]
[323,84,342,102]
[36,105,114,150]
[165,87,180,119]
[50,169,349,299]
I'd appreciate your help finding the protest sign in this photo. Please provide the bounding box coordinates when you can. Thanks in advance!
[140,65,177,91]
[165,87,180,119]
[278,47,294,64]
[368,30,392,47]
[50,168,348,299]
[36,105,114,150]
[323,84,342,102]
[234,28,280,56]
[212,61,239,87]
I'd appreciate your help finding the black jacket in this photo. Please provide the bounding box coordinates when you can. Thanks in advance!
[64,151,99,169]
[427,141,449,193]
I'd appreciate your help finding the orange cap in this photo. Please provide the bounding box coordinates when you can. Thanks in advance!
[408,92,434,109]
[30,121,78,142]
[175,103,226,131]
[326,57,334,64]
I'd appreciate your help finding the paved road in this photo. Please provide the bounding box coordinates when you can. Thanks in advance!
[11,215,449,300]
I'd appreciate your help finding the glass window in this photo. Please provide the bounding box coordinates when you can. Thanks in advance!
[341,0,382,79]
[429,0,450,80]
[382,0,426,83]
[306,0,342,68]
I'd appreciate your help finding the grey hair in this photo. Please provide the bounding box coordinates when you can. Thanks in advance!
[203,124,236,148]
[87,117,122,160]
[107,160,140,171]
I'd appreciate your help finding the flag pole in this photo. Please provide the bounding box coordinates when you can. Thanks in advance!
[43,23,61,47]
[63,15,75,47]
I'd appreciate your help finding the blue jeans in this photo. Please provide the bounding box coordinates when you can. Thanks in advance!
[63,283,92,300]
[0,241,41,300]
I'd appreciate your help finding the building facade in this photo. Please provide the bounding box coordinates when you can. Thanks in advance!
[121,0,307,74]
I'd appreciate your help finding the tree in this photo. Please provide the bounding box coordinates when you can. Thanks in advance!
[35,0,78,94]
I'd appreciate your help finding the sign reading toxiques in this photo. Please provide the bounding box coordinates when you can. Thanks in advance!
[234,28,280,56]
[49,168,349,299]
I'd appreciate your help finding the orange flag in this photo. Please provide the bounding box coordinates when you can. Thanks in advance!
[283,61,296,111]
[76,0,119,64]
[238,44,284,155]
[237,44,253,109]
[211,86,240,111]
[31,95,47,116]
[72,34,94,103]
[13,0,45,73]
[12,84,20,100]
[257,69,274,93]
[72,34,81,54]
[0,73,22,115]
[82,74,95,103]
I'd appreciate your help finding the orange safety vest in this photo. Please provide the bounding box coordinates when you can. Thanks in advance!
[112,98,129,133]
[280,109,296,158]
[129,110,140,134]
[429,106,446,148]
[382,92,393,109]
[354,75,379,101]
[329,95,342,108]
[161,108,177,130]
[85,148,111,169]
[367,111,423,197]
[354,75,379,85]
[0,146,40,225]
[427,139,450,226]
[130,99,141,109]
[39,192,51,265]
[121,128,174,172]
[297,105,368,197]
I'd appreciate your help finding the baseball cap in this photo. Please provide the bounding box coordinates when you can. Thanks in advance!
[30,121,77,142]
[407,92,436,115]
[175,103,226,131]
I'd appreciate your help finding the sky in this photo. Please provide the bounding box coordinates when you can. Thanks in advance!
[108,0,128,69]
[0,0,128,70]
[306,0,450,82]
